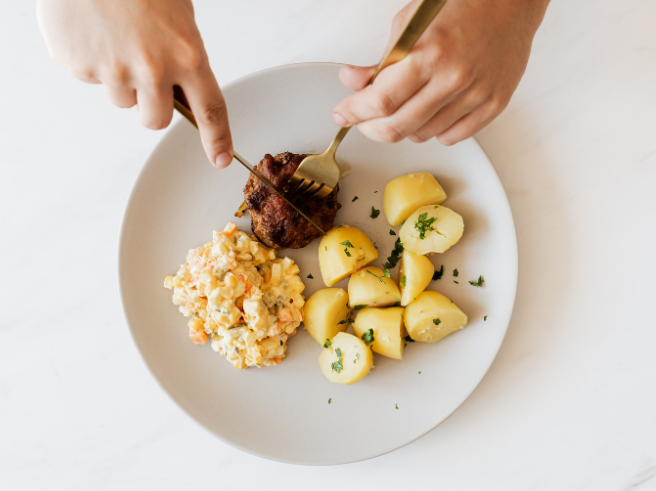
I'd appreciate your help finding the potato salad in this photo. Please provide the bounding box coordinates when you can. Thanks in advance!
[164,222,305,369]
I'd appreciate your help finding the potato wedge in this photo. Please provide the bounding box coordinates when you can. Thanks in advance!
[319,332,373,385]
[353,307,405,359]
[348,266,401,308]
[319,225,378,286]
[383,172,447,226]
[404,291,468,343]
[303,288,351,346]
[400,205,464,255]
[399,250,434,306]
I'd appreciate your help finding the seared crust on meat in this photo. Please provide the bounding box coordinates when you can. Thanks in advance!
[243,152,341,249]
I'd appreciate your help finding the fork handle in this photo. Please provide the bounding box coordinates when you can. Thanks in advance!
[332,0,448,148]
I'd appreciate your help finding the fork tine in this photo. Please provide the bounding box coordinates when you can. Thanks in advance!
[305,181,322,196]
[297,180,315,195]
[290,178,306,193]
[307,183,325,198]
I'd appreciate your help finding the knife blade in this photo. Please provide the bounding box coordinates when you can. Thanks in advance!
[172,91,326,235]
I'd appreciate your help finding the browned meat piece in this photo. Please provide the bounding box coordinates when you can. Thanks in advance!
[243,152,341,249]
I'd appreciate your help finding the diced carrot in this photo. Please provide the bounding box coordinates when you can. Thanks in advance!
[189,328,209,344]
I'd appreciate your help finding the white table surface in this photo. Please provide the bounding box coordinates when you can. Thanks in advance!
[2,0,655,489]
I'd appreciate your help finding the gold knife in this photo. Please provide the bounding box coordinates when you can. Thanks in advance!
[172,87,326,235]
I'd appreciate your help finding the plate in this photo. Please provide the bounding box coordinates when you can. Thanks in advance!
[119,63,518,465]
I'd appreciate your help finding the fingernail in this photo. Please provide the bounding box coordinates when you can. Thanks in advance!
[215,152,232,168]
[333,113,348,127]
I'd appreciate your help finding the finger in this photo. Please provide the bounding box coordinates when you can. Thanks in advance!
[333,55,430,127]
[408,87,488,143]
[436,97,505,146]
[136,84,174,130]
[338,64,376,91]
[181,67,233,168]
[103,84,137,108]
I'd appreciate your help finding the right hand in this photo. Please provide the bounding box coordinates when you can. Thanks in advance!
[36,0,234,168]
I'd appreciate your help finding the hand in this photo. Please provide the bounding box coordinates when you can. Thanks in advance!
[36,0,233,168]
[333,0,549,146]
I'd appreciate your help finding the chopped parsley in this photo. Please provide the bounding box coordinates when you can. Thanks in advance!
[383,266,391,277]
[432,265,444,281]
[328,398,331,404]
[434,205,440,209]
[395,404,399,410]
[361,328,375,346]
[344,248,351,257]
[324,246,328,251]
[418,371,422,374]
[454,280,459,284]
[404,335,415,343]
[352,196,359,202]
[370,206,380,219]
[415,212,437,239]
[484,315,488,321]
[366,269,386,284]
[469,275,485,288]
[433,318,441,325]
[453,268,459,277]
[354,353,360,363]
[337,316,355,325]
[373,242,378,250]
[393,301,401,307]
[401,275,407,289]
[307,274,314,279]
[341,240,354,248]
[389,229,396,236]
[331,348,344,373]
[352,304,366,310]
[382,238,404,270]
[374,191,378,193]
[280,340,283,346]
[323,339,332,348]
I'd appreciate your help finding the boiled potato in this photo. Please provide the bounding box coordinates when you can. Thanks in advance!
[319,225,378,287]
[319,332,373,385]
[303,288,351,346]
[400,205,464,255]
[399,250,434,306]
[348,266,401,308]
[404,291,468,343]
[353,307,405,359]
[383,172,447,226]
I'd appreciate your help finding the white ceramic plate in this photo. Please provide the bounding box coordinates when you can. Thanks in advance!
[119,63,517,466]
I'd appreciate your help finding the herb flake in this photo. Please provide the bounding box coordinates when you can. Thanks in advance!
[323,339,332,348]
[401,275,407,289]
[433,318,441,325]
[341,240,354,248]
[331,348,344,373]
[432,265,444,281]
[370,206,380,219]
[382,238,404,270]
[328,398,331,404]
[367,269,386,284]
[307,274,314,279]
[405,335,415,343]
[389,229,396,236]
[361,328,375,346]
[344,247,351,257]
[484,315,488,321]
[453,268,459,277]
[415,212,437,239]
[469,275,485,288]
[352,196,359,202]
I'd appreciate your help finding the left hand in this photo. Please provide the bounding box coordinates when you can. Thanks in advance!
[332,0,550,145]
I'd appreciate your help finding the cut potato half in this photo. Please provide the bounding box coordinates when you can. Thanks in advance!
[383,172,447,226]
[404,291,468,343]
[319,332,373,385]
[348,266,401,308]
[303,288,351,346]
[319,225,378,287]
[400,205,464,255]
[353,307,405,359]
[399,250,434,306]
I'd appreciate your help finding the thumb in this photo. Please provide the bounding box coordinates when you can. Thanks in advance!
[338,64,377,91]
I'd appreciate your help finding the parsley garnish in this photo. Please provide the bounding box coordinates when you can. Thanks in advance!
[401,275,407,288]
[383,266,391,277]
[395,404,399,410]
[404,335,415,343]
[370,206,380,219]
[354,353,360,363]
[393,301,401,307]
[341,240,354,248]
[454,280,459,284]
[453,268,459,277]
[484,315,488,321]
[382,238,404,270]
[415,212,437,239]
[280,340,283,346]
[352,196,359,202]
[366,269,386,284]
[433,318,441,325]
[337,316,355,325]
[331,348,344,373]
[324,246,327,251]
[389,229,396,236]
[373,242,378,250]
[328,398,331,404]
[432,265,444,281]
[323,339,332,348]
[352,304,366,310]
[307,274,314,279]
[469,275,485,287]
[361,328,375,346]
[344,248,351,257]
[434,205,439,209]
[374,191,378,193]
[418,371,422,374]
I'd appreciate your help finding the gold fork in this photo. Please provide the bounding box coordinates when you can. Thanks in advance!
[289,0,449,199]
